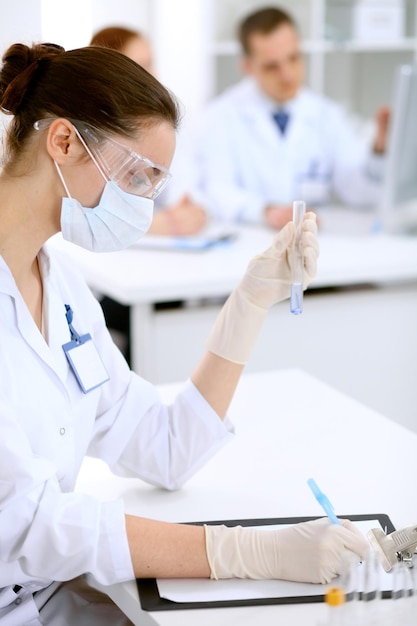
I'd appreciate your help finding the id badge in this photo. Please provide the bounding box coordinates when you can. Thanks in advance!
[63,334,110,393]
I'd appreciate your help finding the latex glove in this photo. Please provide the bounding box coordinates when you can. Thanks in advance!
[205,212,319,364]
[205,518,369,584]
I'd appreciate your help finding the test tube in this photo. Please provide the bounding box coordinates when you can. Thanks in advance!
[290,200,306,315]
[356,550,384,625]
[389,561,415,626]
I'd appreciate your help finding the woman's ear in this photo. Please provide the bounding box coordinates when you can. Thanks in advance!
[46,118,85,165]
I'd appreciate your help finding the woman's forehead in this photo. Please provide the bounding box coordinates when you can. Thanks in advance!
[123,121,176,169]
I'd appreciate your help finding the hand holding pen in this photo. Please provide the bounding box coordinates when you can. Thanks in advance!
[205,480,368,585]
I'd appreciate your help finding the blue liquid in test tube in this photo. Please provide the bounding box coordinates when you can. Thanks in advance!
[290,200,306,315]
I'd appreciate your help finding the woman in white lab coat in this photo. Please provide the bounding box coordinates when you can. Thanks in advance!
[0,41,367,625]
[193,6,387,229]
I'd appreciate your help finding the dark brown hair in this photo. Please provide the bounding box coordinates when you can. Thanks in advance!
[90,26,144,52]
[0,42,179,163]
[238,6,297,55]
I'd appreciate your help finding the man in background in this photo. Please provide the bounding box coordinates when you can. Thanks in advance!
[192,6,389,229]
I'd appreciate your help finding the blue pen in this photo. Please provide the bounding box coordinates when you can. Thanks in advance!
[307,478,341,525]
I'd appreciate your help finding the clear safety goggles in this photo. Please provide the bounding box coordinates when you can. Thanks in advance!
[34,118,172,200]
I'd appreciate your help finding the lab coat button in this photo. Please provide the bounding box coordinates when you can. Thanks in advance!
[15,597,22,605]
[59,427,66,435]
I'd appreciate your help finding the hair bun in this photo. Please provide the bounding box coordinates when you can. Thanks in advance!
[0,42,65,114]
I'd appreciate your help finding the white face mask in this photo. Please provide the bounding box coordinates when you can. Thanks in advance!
[58,174,154,252]
[55,131,154,252]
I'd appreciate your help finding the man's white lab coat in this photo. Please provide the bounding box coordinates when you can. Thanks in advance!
[193,78,383,223]
[0,243,233,624]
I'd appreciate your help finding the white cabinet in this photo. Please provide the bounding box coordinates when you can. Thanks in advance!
[197,0,417,121]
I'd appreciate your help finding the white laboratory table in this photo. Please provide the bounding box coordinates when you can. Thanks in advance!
[49,218,417,374]
[49,211,417,431]
[76,369,417,626]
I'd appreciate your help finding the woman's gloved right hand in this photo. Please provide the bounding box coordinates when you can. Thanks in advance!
[205,517,369,584]
[205,212,319,364]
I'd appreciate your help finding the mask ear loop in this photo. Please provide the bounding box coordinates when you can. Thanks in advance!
[54,161,72,198]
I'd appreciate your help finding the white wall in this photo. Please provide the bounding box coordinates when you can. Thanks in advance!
[0,0,207,118]
[0,1,42,54]
[0,0,151,53]
[90,0,150,42]
[150,0,214,119]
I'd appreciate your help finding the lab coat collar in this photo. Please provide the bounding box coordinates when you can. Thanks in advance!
[239,80,316,160]
[254,84,298,116]
[0,250,71,390]
[244,78,321,125]
[38,247,73,383]
[0,255,19,297]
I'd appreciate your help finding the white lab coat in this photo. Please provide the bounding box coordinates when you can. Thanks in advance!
[192,79,383,223]
[0,243,233,624]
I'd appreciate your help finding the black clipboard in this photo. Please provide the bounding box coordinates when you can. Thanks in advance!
[136,513,395,612]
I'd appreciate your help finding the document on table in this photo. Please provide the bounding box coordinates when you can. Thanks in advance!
[132,225,238,252]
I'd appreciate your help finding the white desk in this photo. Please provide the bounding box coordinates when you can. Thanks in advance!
[76,369,417,626]
[50,223,417,375]
[49,212,417,431]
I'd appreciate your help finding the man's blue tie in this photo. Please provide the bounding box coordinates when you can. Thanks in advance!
[272,110,290,135]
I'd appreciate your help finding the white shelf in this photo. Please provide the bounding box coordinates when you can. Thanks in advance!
[211,39,333,55]
[212,37,417,56]
[327,37,417,52]
[202,0,417,118]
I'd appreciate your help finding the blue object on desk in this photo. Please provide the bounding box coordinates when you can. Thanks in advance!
[307,478,341,525]
[170,233,236,251]
[134,231,237,252]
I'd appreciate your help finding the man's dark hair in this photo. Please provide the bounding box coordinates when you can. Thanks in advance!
[238,6,297,55]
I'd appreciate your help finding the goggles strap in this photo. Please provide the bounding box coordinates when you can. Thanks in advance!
[72,126,108,184]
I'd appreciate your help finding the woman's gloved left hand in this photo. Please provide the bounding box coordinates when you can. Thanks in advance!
[205,517,369,584]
